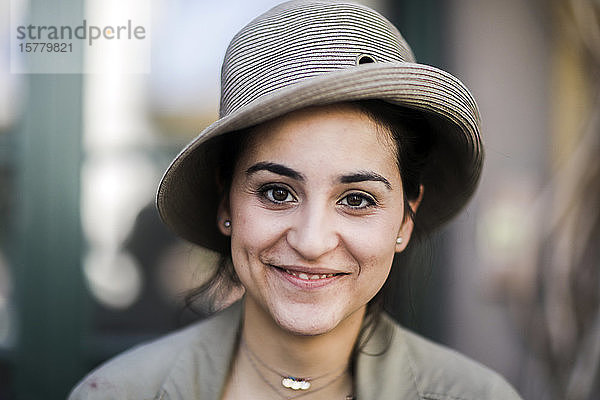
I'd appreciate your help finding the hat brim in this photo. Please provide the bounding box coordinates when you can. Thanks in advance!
[157,62,482,254]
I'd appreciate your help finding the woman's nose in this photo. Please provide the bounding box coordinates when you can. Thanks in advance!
[285,203,340,260]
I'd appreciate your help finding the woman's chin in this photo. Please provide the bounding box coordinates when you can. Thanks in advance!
[268,302,361,337]
[273,313,339,336]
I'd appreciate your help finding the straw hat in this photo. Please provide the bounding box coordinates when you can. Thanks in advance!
[157,0,482,254]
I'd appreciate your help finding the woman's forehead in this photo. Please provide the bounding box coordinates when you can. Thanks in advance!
[248,104,394,152]
[236,103,400,179]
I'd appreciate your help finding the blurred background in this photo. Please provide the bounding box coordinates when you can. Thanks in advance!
[1,0,599,399]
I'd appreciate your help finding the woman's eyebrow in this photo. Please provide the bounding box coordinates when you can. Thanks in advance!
[339,171,392,190]
[246,162,305,181]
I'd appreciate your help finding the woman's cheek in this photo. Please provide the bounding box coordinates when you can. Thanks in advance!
[232,206,286,254]
[344,221,397,256]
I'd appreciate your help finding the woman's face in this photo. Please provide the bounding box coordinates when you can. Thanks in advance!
[219,103,417,336]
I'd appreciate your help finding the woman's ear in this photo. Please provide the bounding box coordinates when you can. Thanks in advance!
[395,185,424,253]
[217,196,232,236]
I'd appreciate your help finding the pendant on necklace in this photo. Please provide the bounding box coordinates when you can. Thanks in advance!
[282,376,311,390]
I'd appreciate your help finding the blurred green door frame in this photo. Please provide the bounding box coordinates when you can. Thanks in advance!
[13,1,87,399]
[389,0,445,67]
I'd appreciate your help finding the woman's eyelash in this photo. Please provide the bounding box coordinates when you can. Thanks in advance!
[339,192,378,208]
[258,184,296,203]
[256,185,377,209]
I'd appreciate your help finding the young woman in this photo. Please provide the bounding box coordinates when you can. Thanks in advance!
[70,1,522,399]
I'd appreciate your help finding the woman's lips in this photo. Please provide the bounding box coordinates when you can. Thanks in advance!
[268,264,348,287]
[284,269,335,280]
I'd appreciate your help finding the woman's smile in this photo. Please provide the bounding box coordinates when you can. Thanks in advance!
[270,263,348,280]
[218,103,415,336]
[259,246,359,295]
[274,265,346,289]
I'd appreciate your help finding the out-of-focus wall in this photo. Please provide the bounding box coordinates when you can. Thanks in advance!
[444,0,550,382]
[444,1,600,399]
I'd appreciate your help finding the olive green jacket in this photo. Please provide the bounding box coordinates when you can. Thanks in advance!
[69,301,522,399]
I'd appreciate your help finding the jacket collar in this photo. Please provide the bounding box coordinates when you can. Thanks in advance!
[160,302,243,400]
[355,313,420,398]
[160,301,419,400]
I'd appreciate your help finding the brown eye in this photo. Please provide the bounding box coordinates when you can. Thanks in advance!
[263,186,295,203]
[339,192,376,209]
[346,194,364,207]
[272,188,289,201]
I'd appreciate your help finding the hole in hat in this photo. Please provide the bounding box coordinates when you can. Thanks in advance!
[357,54,375,65]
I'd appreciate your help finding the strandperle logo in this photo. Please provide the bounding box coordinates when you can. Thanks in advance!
[16,19,146,46]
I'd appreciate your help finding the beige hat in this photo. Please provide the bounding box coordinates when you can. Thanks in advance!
[157,0,482,254]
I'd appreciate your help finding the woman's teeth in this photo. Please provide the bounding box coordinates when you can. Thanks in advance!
[285,269,334,280]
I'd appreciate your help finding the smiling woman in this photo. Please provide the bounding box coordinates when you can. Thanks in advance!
[220,104,411,340]
[69,1,523,399]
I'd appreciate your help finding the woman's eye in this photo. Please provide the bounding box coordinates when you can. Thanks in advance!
[339,193,375,208]
[263,186,295,203]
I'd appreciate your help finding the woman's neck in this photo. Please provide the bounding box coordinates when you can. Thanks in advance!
[241,296,365,378]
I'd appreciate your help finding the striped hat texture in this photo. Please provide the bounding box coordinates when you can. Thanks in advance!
[157,0,483,253]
